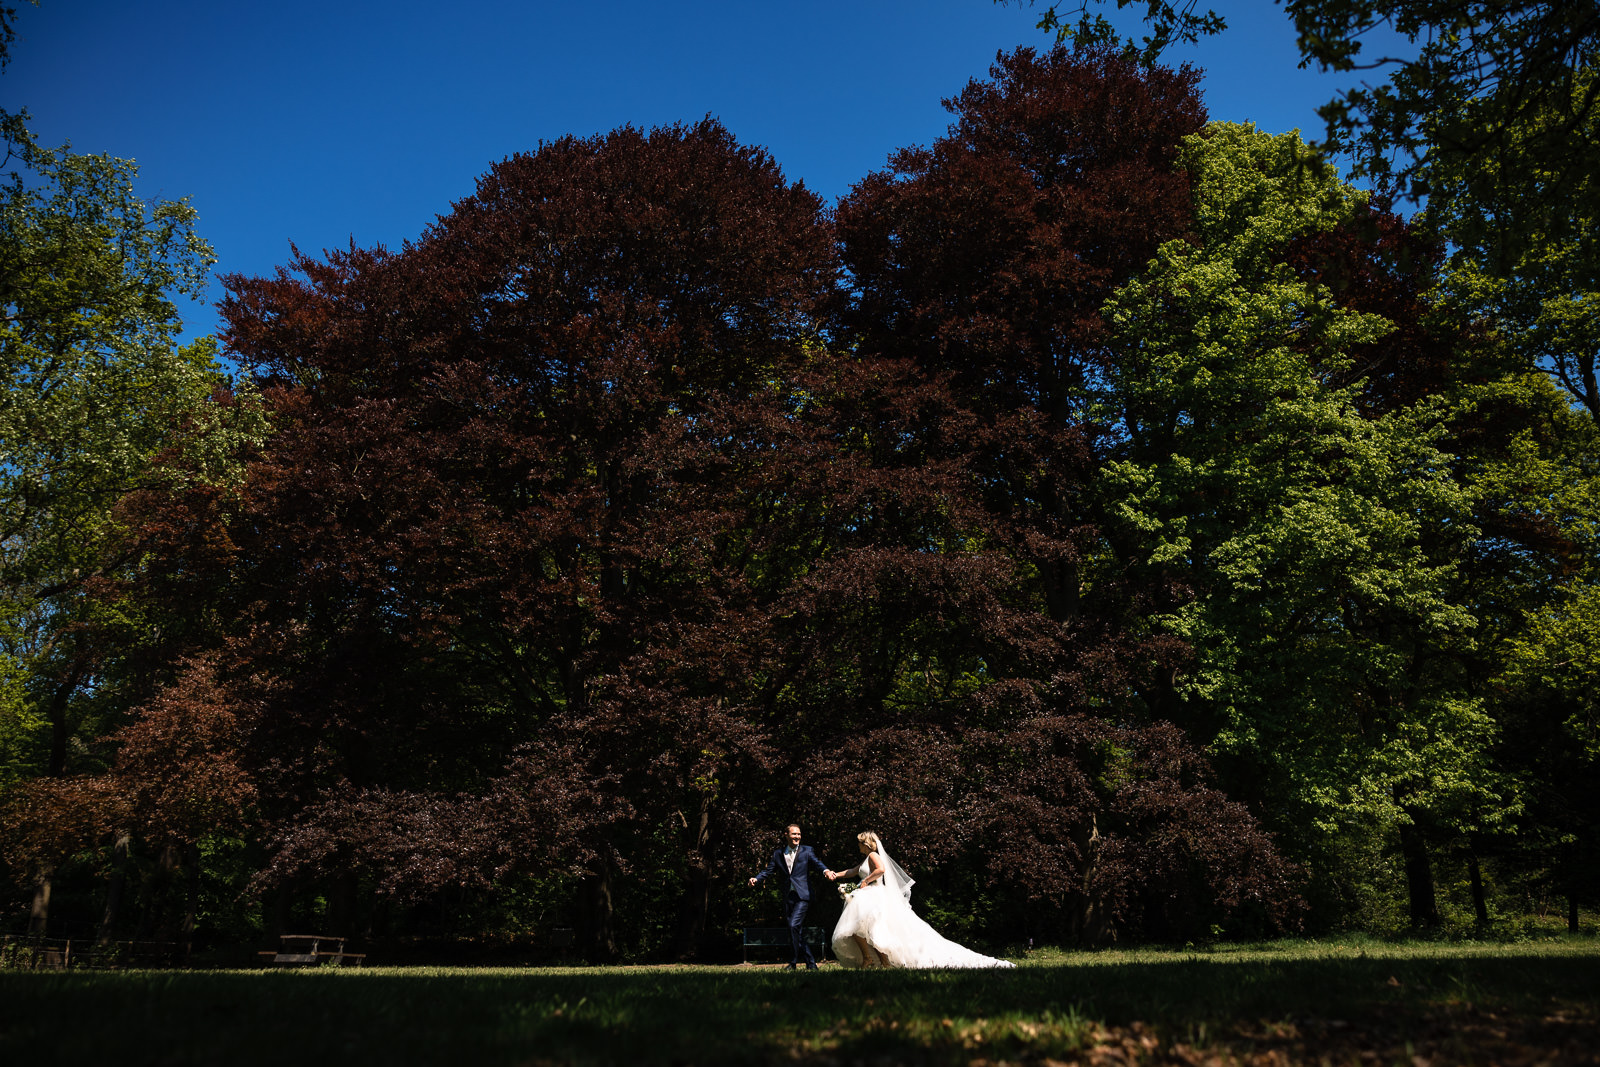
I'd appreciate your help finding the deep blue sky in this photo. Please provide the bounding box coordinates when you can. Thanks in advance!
[6,1,1396,344]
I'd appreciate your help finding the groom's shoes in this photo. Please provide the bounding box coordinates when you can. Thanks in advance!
[785,963,797,970]
[805,962,819,971]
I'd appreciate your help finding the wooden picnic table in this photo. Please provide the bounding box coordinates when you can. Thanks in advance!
[258,934,365,967]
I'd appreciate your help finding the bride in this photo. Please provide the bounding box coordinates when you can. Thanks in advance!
[826,831,1014,969]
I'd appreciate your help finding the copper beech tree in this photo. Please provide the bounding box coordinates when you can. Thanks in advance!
[809,45,1301,940]
[10,62,1307,953]
[213,119,843,954]
[835,45,1206,710]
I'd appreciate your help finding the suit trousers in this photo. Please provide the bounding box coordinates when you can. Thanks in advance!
[786,892,814,964]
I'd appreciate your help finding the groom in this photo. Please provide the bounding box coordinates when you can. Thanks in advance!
[749,823,834,970]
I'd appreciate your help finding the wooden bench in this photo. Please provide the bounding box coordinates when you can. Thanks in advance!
[742,926,827,964]
[258,934,365,967]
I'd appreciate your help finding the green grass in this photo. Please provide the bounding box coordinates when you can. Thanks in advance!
[2,938,1597,1065]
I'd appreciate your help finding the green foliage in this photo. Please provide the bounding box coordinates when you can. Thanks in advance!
[1443,370,1600,919]
[1502,584,1600,763]
[0,115,219,584]
[0,644,41,788]
[1012,0,1226,64]
[0,114,264,793]
[1099,122,1508,870]
[0,2,36,71]
[1283,1,1600,199]
[1427,65,1600,418]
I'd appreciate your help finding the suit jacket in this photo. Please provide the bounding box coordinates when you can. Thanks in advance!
[754,844,830,902]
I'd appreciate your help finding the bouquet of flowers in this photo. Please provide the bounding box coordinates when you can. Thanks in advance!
[837,881,858,899]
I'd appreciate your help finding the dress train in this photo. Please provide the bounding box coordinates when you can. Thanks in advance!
[831,853,1013,970]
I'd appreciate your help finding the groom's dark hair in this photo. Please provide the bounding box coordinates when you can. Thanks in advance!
[786,823,801,834]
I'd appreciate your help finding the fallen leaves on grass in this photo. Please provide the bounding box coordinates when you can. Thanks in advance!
[806,1007,1599,1066]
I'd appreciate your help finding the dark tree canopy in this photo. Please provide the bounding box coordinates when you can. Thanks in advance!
[211,119,843,948]
[3,0,1597,965]
[1007,0,1600,197]
[838,45,1205,424]
[145,89,1296,954]
[836,45,1204,708]
[41,45,1556,957]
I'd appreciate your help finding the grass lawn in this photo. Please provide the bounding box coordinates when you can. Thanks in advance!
[2,938,1596,1065]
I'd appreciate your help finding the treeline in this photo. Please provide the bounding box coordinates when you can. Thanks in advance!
[2,42,1597,959]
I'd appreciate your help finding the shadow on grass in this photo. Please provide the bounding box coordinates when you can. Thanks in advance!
[1,943,1597,1065]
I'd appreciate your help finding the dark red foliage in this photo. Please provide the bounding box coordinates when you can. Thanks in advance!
[1284,198,1459,413]
[202,119,843,952]
[837,44,1205,422]
[52,66,1306,954]
[0,656,252,891]
[799,715,1303,943]
[108,655,256,846]
[835,45,1206,718]
[257,734,629,898]
[0,777,127,886]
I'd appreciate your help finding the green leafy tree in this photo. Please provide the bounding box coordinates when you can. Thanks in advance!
[1098,122,1509,927]
[1426,64,1600,419]
[1462,378,1600,929]
[0,115,221,754]
[0,1,38,71]
[1011,0,1226,64]
[0,115,248,932]
[1497,580,1600,927]
[1410,43,1600,922]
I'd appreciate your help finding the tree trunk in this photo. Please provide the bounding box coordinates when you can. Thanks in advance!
[1568,839,1582,933]
[97,833,133,943]
[1071,813,1111,946]
[31,661,88,939]
[1576,352,1600,422]
[146,842,181,940]
[579,855,619,961]
[27,872,52,935]
[1466,845,1489,927]
[672,798,714,960]
[1398,820,1441,929]
[267,883,290,938]
[46,661,89,777]
[181,842,201,949]
[327,868,359,937]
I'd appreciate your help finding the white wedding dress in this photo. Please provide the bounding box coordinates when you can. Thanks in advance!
[831,846,1014,969]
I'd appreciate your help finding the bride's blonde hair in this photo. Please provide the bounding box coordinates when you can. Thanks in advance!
[857,831,881,852]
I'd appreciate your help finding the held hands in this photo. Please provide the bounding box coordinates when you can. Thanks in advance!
[748,877,757,887]
[825,870,838,881]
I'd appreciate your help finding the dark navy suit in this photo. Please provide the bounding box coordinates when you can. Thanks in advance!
[753,844,832,965]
